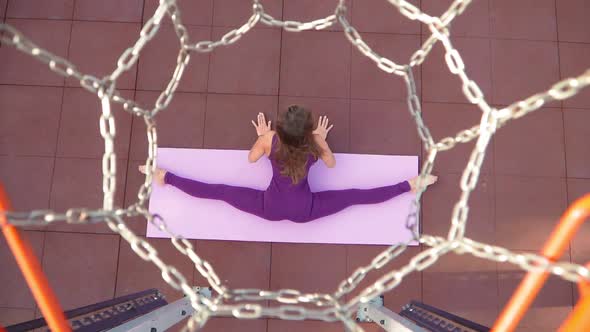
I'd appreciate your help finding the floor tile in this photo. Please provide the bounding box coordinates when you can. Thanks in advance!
[0,0,6,19]
[122,160,149,236]
[130,91,206,160]
[0,156,53,211]
[556,0,590,43]
[422,173,495,243]
[421,0,489,37]
[74,0,143,22]
[350,99,422,156]
[564,108,590,178]
[0,19,71,86]
[194,240,271,290]
[345,245,422,312]
[208,28,281,95]
[422,37,492,104]
[48,157,127,233]
[491,40,559,105]
[278,96,350,153]
[200,318,267,332]
[136,24,211,92]
[351,0,420,34]
[497,250,573,330]
[270,243,346,294]
[0,231,45,308]
[67,21,140,89]
[204,94,277,149]
[421,102,494,174]
[490,0,557,41]
[423,252,498,327]
[57,88,133,159]
[0,85,62,156]
[0,307,35,327]
[567,178,590,303]
[116,237,195,302]
[495,176,567,250]
[268,319,343,332]
[280,31,351,98]
[213,0,283,27]
[494,108,565,177]
[350,33,421,101]
[6,0,73,19]
[559,42,590,109]
[283,0,350,32]
[42,232,119,310]
[144,0,213,25]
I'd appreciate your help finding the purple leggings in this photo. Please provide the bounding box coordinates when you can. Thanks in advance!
[164,172,411,223]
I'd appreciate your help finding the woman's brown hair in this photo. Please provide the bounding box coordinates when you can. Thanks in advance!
[273,105,321,184]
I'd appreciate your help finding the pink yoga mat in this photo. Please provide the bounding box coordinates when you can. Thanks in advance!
[147,148,419,245]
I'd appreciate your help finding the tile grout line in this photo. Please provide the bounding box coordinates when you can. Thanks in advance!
[347,0,354,153]
[201,11,214,150]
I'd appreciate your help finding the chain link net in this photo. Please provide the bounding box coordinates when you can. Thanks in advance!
[1,0,590,330]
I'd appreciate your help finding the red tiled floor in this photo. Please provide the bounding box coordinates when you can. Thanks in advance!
[421,0,490,37]
[213,0,283,27]
[0,19,71,86]
[6,0,73,19]
[204,93,277,149]
[74,0,143,22]
[494,108,565,177]
[0,85,62,156]
[497,250,573,331]
[42,232,119,310]
[67,21,140,89]
[559,42,590,109]
[278,96,350,152]
[422,173,495,243]
[491,39,559,105]
[280,31,350,98]
[567,178,590,302]
[350,99,422,155]
[136,24,211,92]
[208,28,281,95]
[130,91,206,160]
[194,240,271,289]
[283,0,350,32]
[421,102,494,174]
[350,33,421,101]
[556,0,590,43]
[0,231,44,308]
[143,0,213,26]
[122,160,149,236]
[270,243,346,294]
[494,176,567,250]
[57,88,134,159]
[0,156,53,211]
[0,307,35,327]
[268,319,342,332]
[48,157,127,233]
[0,0,7,19]
[422,37,492,104]
[351,0,420,34]
[564,108,590,178]
[201,318,267,332]
[423,252,499,327]
[345,245,422,311]
[490,0,557,41]
[116,237,196,302]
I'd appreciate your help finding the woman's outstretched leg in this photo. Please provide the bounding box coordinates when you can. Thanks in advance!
[309,175,437,221]
[139,166,265,218]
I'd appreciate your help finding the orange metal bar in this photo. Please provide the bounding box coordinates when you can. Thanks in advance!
[492,193,590,332]
[559,263,590,332]
[0,184,71,332]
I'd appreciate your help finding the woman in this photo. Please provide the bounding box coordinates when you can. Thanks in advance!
[139,105,437,223]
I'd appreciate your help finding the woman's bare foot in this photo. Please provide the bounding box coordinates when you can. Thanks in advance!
[408,174,438,193]
[138,165,167,186]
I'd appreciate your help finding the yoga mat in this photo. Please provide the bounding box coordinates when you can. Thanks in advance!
[147,148,419,245]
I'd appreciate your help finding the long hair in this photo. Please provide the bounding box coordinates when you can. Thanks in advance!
[273,105,321,184]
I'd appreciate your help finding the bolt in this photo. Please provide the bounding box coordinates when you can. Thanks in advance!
[363,308,367,312]
[380,320,385,325]
[151,328,157,332]
[181,310,187,316]
[356,317,360,322]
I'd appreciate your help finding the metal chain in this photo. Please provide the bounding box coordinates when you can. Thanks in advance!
[3,0,590,331]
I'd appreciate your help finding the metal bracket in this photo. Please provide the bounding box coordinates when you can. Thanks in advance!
[357,296,428,332]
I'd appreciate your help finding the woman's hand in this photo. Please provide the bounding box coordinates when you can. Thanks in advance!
[312,116,334,140]
[251,112,272,137]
